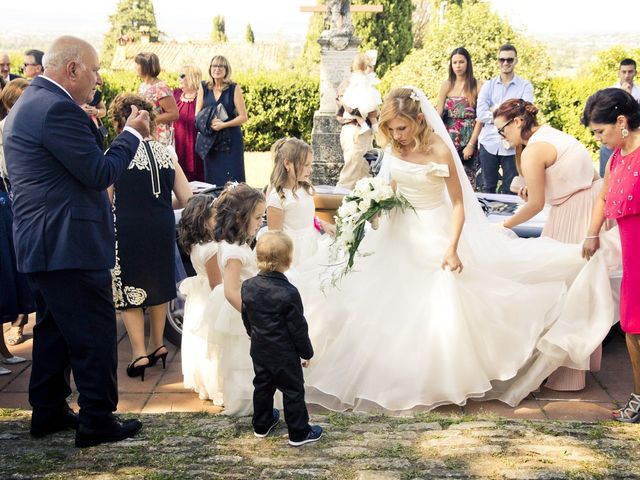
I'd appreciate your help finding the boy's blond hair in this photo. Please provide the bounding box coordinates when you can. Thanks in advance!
[256,231,293,272]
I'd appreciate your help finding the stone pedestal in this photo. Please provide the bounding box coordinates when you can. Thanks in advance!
[311,112,343,185]
[311,35,360,186]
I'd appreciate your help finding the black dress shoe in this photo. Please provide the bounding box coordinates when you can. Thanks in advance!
[30,407,80,438]
[75,418,142,448]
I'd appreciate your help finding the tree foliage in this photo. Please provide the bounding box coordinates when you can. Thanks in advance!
[380,1,550,101]
[211,15,228,44]
[245,23,255,44]
[102,0,160,67]
[352,0,414,77]
[411,0,435,49]
[581,45,640,82]
[300,0,325,71]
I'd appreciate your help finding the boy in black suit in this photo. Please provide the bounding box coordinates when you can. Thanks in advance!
[241,231,322,447]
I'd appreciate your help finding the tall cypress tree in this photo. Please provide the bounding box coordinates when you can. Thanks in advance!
[353,0,413,77]
[102,0,160,67]
[211,15,228,44]
[245,23,255,44]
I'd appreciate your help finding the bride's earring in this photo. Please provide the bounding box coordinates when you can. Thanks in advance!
[621,127,630,138]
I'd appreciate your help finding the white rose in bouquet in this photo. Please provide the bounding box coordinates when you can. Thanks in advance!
[341,223,355,247]
[338,200,359,218]
[353,177,373,196]
[358,197,372,212]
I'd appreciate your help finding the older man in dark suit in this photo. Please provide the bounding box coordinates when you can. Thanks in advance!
[3,36,150,448]
[0,52,21,83]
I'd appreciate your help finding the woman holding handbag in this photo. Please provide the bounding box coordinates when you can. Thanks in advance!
[195,55,248,186]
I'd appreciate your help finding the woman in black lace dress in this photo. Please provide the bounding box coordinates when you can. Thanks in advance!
[108,94,192,380]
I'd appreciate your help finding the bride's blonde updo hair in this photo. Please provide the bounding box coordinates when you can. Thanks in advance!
[378,87,434,154]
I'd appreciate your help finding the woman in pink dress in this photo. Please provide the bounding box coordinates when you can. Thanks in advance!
[135,52,179,147]
[582,88,640,423]
[173,65,204,181]
[495,99,603,391]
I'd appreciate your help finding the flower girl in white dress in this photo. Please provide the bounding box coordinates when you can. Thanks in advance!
[177,195,222,400]
[297,87,620,413]
[266,137,335,268]
[204,183,266,415]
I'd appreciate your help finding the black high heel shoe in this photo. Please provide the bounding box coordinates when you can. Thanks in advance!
[147,345,168,369]
[126,356,148,381]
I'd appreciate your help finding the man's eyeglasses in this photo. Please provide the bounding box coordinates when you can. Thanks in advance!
[498,57,515,64]
[497,118,514,137]
[210,64,225,70]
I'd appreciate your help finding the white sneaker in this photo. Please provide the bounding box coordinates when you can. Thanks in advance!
[288,425,323,447]
[254,409,280,438]
[0,366,11,375]
[2,356,27,365]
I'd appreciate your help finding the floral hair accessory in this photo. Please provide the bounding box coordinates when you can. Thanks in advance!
[409,90,420,102]
[227,181,240,190]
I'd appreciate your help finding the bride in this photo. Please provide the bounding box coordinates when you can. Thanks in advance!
[297,86,620,413]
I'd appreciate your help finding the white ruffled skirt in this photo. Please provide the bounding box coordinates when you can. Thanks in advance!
[295,203,618,413]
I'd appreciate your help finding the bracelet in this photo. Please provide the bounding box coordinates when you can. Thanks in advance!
[584,235,599,239]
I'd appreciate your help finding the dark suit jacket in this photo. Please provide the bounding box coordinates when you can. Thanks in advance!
[241,271,314,365]
[3,76,139,273]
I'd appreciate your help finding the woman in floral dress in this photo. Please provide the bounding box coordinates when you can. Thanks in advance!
[135,52,179,147]
[436,47,483,190]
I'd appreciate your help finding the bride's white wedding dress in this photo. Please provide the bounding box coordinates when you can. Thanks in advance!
[296,87,621,413]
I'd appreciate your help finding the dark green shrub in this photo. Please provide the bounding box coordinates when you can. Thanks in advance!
[100,70,318,151]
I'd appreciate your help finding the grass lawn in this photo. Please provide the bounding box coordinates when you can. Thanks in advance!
[244,151,272,189]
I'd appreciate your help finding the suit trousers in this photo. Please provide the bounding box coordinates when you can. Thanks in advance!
[252,359,311,442]
[27,269,118,428]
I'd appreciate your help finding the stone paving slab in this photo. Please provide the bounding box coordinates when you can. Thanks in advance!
[1,410,639,479]
[2,318,635,422]
[2,317,639,479]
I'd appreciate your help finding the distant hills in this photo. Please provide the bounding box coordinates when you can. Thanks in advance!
[539,32,640,77]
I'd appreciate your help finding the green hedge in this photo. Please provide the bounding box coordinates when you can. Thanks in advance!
[100,70,319,151]
[99,69,614,157]
[536,77,611,157]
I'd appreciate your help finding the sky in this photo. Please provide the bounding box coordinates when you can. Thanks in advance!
[2,0,639,42]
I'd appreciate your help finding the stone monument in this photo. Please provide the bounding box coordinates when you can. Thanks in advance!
[300,1,383,185]
[310,1,361,186]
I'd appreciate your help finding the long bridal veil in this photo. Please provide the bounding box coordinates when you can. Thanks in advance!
[404,86,620,404]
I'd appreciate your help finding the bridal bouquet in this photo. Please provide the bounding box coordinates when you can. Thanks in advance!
[326,177,413,284]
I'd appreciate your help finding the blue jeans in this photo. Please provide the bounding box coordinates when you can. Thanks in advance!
[478,144,517,194]
[599,145,613,178]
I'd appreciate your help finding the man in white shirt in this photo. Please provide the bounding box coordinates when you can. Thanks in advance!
[600,58,640,176]
[476,44,534,194]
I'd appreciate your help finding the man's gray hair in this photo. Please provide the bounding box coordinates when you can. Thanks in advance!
[42,36,92,70]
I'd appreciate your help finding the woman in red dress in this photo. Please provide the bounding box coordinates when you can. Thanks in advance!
[582,88,640,423]
[173,65,204,182]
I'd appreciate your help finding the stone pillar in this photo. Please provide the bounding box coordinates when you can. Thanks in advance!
[310,35,360,186]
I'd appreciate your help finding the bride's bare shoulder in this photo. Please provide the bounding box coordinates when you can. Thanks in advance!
[429,134,453,164]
